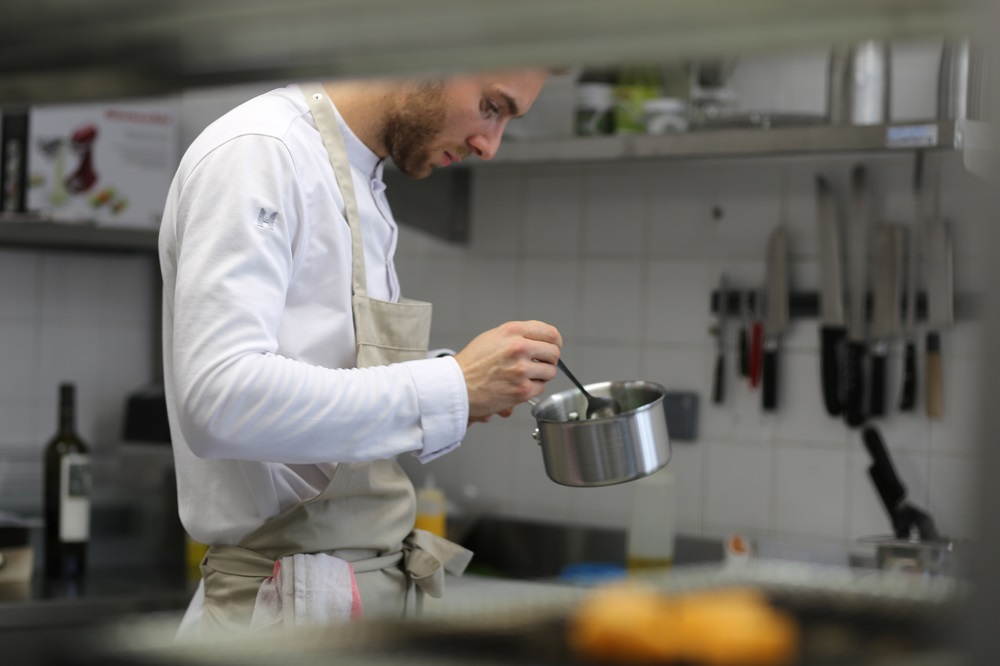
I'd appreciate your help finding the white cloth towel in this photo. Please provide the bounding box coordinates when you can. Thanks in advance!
[249,553,362,628]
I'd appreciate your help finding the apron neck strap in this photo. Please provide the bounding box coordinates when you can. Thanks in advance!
[300,83,368,300]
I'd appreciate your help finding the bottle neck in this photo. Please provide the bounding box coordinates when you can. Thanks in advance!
[59,409,75,434]
[58,385,76,434]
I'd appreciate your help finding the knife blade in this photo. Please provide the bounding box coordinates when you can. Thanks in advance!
[712,274,729,404]
[762,226,788,411]
[815,175,846,417]
[869,225,904,417]
[844,164,869,427]
[899,152,923,411]
[924,217,954,418]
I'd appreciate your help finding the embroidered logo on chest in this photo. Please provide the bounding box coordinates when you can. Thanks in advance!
[257,208,278,230]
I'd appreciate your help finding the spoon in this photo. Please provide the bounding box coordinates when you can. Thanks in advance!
[557,358,621,419]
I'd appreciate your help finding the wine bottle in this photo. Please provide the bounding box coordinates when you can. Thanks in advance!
[44,383,91,580]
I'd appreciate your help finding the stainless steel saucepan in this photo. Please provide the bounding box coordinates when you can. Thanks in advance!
[530,380,671,487]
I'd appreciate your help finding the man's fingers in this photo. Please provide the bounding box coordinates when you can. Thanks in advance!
[525,341,561,366]
[518,320,563,347]
[526,358,558,383]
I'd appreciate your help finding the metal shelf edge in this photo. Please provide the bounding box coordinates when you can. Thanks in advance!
[492,121,976,165]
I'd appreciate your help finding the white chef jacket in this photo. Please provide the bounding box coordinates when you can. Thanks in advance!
[159,85,468,546]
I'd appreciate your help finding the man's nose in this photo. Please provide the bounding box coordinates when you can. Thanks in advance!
[468,122,506,161]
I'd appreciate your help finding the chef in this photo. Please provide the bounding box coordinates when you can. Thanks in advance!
[159,68,562,634]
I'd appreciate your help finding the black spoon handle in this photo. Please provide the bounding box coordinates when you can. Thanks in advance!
[557,359,594,400]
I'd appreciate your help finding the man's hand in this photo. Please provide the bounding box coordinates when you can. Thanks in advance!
[453,320,562,422]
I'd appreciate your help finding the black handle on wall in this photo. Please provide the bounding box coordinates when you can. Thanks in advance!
[738,325,749,377]
[869,348,887,418]
[843,341,867,428]
[712,352,725,404]
[820,326,845,416]
[762,338,778,411]
[899,340,917,411]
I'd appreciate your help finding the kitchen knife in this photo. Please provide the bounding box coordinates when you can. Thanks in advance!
[899,152,923,411]
[762,226,789,411]
[844,165,869,427]
[924,217,954,419]
[712,274,729,404]
[869,225,904,418]
[815,175,846,417]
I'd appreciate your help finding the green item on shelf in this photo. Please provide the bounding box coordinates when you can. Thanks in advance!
[614,66,664,135]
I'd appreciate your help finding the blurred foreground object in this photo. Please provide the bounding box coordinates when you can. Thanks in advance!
[568,582,797,665]
[0,0,969,105]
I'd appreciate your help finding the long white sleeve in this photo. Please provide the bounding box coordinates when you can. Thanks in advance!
[168,135,465,464]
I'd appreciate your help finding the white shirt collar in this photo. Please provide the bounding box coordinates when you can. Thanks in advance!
[326,96,384,182]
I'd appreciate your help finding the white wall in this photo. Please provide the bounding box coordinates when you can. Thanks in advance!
[394,149,988,560]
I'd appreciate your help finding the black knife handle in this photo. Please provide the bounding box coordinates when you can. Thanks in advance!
[820,326,845,417]
[899,340,917,411]
[749,321,764,389]
[762,338,778,411]
[926,331,944,418]
[869,346,887,418]
[712,352,725,404]
[738,325,749,377]
[843,341,867,428]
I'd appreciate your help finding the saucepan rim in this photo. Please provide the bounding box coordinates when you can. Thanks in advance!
[529,379,666,423]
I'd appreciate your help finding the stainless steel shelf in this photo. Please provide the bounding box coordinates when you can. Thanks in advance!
[491,120,986,165]
[0,214,158,253]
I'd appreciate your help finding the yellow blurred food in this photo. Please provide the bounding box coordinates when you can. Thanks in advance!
[568,582,798,665]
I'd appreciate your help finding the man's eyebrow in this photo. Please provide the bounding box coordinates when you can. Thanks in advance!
[496,91,522,118]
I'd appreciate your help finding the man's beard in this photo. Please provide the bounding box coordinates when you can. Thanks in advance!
[382,82,449,179]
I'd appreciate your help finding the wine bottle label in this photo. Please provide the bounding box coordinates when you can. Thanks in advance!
[59,453,91,543]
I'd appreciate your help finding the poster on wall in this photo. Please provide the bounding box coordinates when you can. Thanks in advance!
[26,100,178,229]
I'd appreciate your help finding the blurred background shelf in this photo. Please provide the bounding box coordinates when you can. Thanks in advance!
[0,214,158,253]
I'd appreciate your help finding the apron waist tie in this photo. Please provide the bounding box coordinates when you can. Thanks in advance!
[202,543,275,578]
[201,528,473,627]
[401,528,473,599]
[205,531,472,594]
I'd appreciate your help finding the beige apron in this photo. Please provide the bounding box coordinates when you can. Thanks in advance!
[197,83,472,633]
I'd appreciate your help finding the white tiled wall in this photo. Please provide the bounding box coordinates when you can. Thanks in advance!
[395,149,989,559]
[0,250,155,511]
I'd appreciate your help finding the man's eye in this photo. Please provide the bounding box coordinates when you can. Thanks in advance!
[484,100,500,118]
